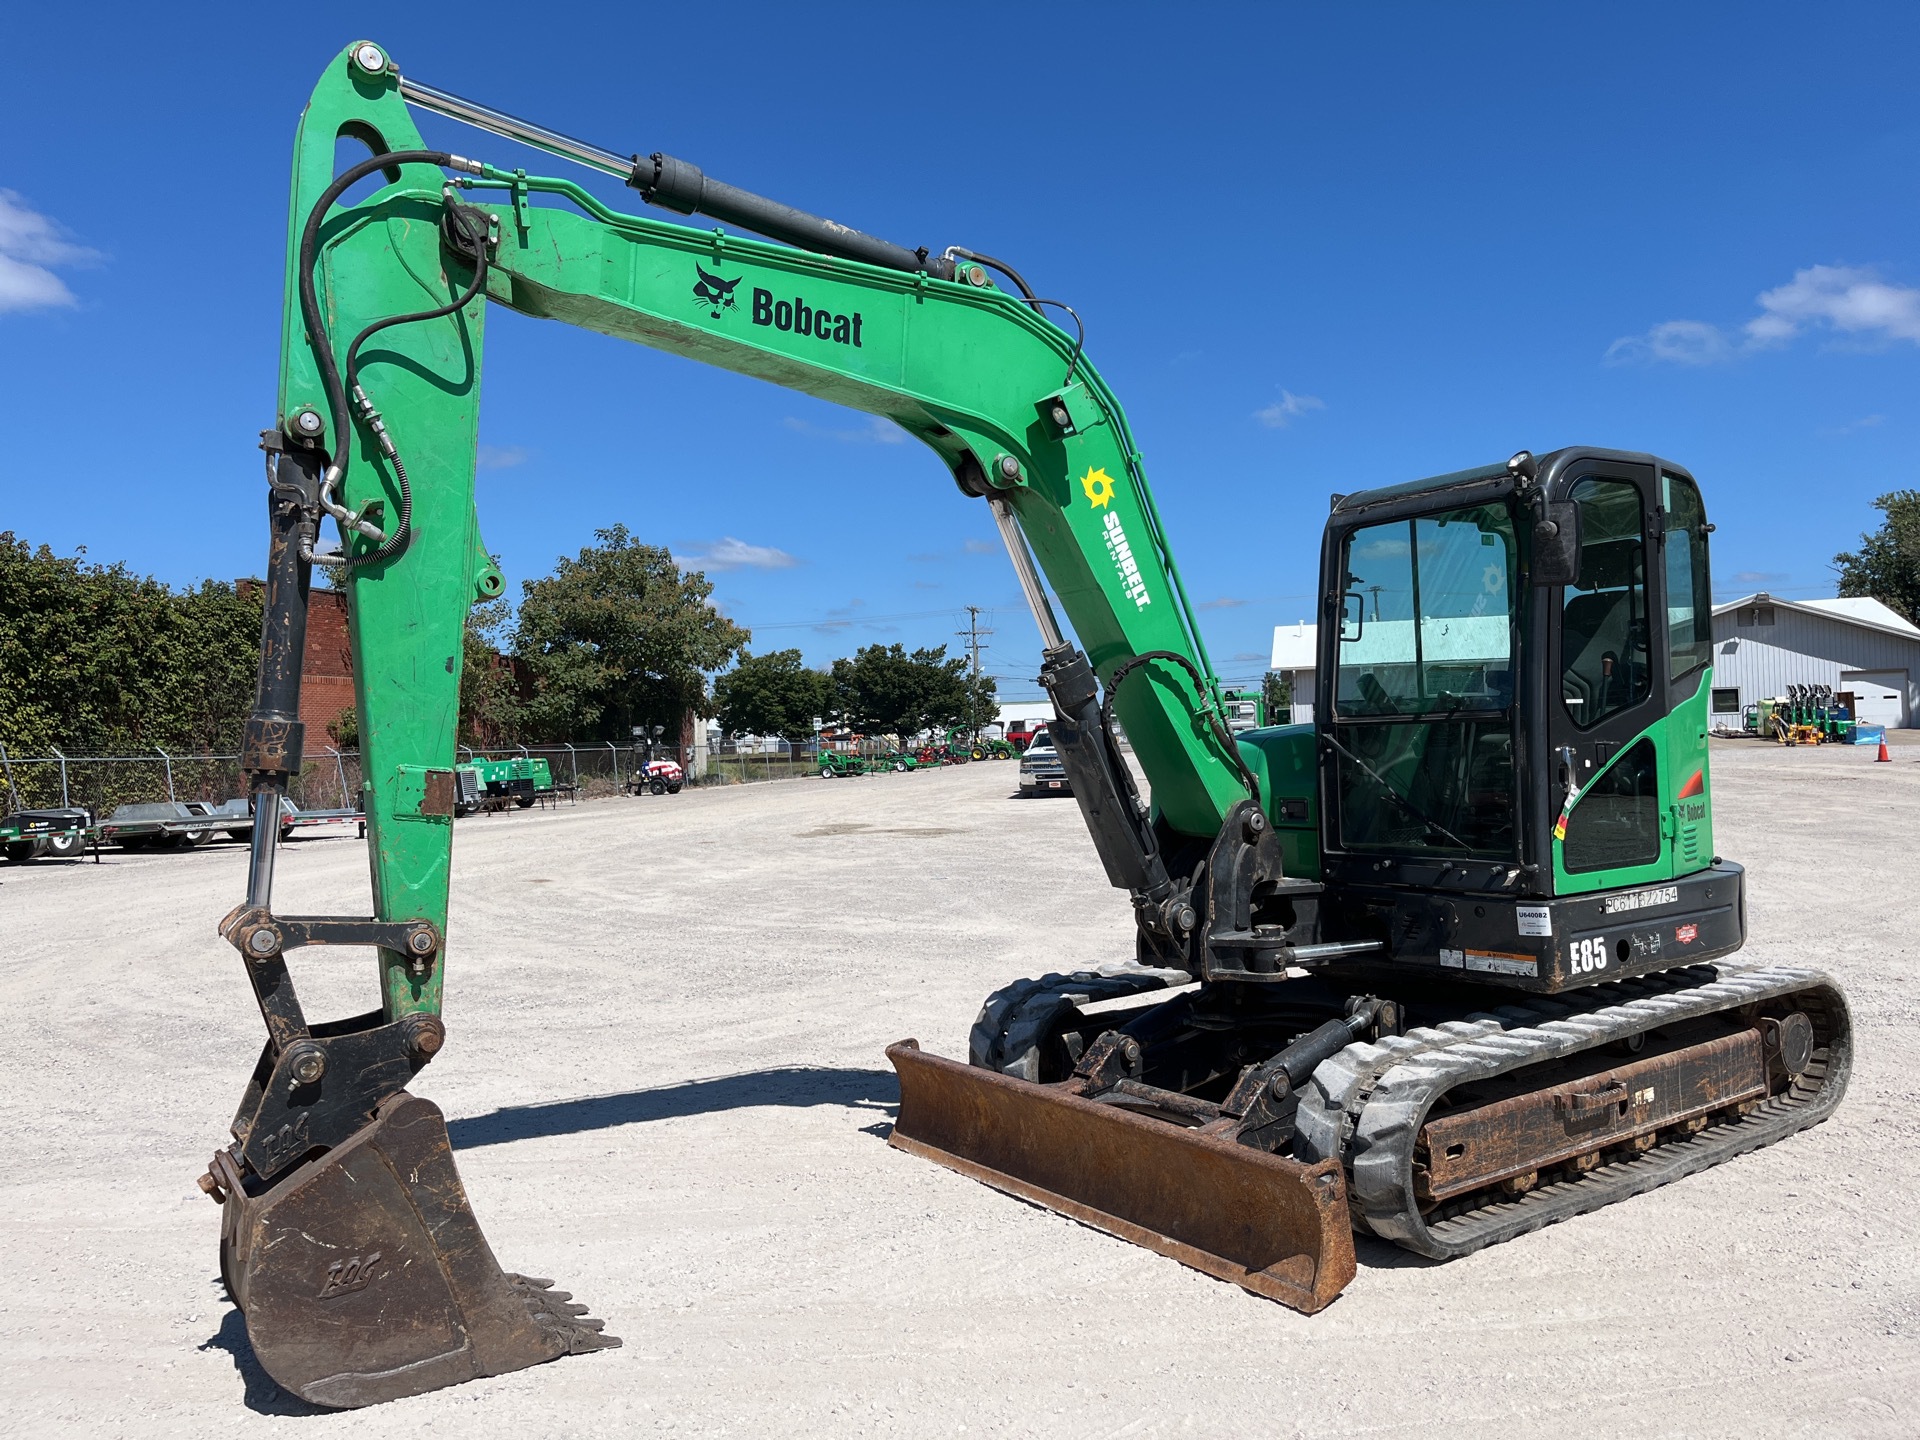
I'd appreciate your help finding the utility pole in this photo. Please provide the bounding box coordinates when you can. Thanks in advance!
[957,606,994,681]
[958,605,993,731]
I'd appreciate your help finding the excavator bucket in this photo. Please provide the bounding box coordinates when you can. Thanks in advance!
[885,1041,1356,1313]
[217,1092,617,1408]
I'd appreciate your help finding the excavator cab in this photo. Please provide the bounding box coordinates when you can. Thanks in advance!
[1307,448,1738,993]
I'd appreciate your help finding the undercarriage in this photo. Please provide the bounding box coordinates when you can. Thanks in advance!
[890,959,1849,1299]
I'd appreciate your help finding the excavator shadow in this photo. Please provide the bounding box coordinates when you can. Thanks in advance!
[199,1292,332,1418]
[445,1066,900,1150]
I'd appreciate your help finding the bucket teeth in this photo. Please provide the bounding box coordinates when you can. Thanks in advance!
[509,1275,621,1350]
[219,1091,619,1407]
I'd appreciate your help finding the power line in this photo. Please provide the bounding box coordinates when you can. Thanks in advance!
[732,598,1031,632]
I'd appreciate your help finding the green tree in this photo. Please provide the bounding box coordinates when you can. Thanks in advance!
[0,532,261,759]
[829,643,972,741]
[961,673,1000,734]
[1262,670,1294,721]
[511,525,748,742]
[459,597,522,747]
[1834,490,1920,626]
[714,649,830,744]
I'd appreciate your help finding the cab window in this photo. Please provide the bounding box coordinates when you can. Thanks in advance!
[1561,479,1649,730]
[1663,473,1713,681]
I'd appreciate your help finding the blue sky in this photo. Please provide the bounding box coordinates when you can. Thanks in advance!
[5,3,1916,702]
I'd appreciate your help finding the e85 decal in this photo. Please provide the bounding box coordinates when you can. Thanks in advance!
[1569,936,1610,975]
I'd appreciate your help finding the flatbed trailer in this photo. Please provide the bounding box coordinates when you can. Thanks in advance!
[96,799,363,850]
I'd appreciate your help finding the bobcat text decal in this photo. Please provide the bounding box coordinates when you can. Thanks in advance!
[752,288,863,346]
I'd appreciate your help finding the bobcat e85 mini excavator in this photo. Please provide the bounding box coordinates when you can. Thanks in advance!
[203,40,1852,1407]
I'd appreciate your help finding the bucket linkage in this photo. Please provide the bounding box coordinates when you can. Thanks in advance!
[201,904,616,1408]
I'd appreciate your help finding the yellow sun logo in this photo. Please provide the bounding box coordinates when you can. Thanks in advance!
[1080,466,1116,509]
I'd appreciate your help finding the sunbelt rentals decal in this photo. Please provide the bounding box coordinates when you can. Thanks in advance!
[1081,467,1151,609]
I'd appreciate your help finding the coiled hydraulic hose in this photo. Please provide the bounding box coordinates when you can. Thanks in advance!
[295,148,487,568]
[1101,649,1263,805]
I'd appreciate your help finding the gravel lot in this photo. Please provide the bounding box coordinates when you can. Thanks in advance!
[1,740,1915,1438]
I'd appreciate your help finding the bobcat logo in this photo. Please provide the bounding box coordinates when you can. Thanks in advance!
[693,265,741,319]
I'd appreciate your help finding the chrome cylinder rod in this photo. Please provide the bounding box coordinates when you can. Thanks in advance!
[398,76,631,179]
[990,497,1066,651]
[245,790,281,909]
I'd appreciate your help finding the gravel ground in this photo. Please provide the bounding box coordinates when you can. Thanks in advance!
[1,740,1915,1438]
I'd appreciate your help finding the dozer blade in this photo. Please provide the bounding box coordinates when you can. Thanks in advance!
[219,1091,617,1408]
[886,1041,1355,1313]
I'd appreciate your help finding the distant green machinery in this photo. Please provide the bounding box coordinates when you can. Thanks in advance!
[1220,688,1268,731]
[454,756,554,813]
[1744,685,1854,746]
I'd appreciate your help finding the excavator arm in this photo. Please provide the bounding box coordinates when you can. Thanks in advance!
[208,42,1349,1408]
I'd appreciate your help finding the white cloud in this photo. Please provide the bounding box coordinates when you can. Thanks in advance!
[962,538,996,555]
[1825,413,1885,436]
[1254,389,1325,429]
[1604,319,1736,366]
[673,537,798,572]
[1200,597,1248,610]
[0,191,101,313]
[783,415,907,445]
[476,444,530,469]
[1608,265,1920,365]
[1749,265,1920,346]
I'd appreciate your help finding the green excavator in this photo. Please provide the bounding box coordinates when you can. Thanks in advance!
[202,40,1853,1407]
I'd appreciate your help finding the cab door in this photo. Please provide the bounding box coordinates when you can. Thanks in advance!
[1548,460,1675,894]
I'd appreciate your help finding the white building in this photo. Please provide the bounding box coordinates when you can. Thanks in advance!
[992,702,1053,738]
[1269,620,1319,724]
[1710,594,1919,728]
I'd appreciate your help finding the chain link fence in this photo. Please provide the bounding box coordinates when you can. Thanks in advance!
[703,737,823,785]
[0,737,841,817]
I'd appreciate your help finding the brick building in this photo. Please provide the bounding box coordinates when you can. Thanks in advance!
[300,588,356,744]
[241,582,703,757]
[235,581,356,744]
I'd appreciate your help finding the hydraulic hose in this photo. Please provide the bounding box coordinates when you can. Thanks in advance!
[1102,649,1262,804]
[295,148,485,568]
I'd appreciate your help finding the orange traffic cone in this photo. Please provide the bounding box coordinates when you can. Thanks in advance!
[1877,740,1891,762]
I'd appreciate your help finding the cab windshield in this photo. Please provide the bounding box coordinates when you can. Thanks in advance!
[1330,502,1518,860]
[1336,503,1517,715]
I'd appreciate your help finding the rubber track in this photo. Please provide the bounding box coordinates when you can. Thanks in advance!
[1294,964,1852,1260]
[968,965,1191,1079]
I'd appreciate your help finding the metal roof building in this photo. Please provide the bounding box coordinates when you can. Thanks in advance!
[1709,593,1920,729]
[1270,619,1320,724]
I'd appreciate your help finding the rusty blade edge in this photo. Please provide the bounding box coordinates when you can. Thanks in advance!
[885,1040,1356,1315]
